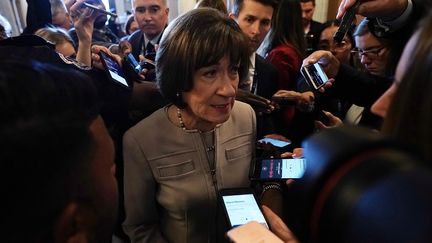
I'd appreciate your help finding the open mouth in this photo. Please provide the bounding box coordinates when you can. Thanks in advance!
[212,104,229,109]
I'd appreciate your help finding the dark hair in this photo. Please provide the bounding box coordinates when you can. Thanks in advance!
[353,18,396,76]
[156,8,250,108]
[231,0,278,17]
[0,60,100,242]
[266,0,306,57]
[300,0,315,5]
[124,15,136,35]
[382,13,432,162]
[196,0,228,14]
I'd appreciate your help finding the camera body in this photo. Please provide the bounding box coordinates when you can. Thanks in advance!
[286,126,432,243]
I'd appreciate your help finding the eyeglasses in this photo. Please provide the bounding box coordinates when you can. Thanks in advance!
[318,40,350,52]
[351,46,386,59]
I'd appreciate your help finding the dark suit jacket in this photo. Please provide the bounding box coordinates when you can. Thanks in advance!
[306,20,325,54]
[127,30,144,61]
[254,54,279,99]
[254,54,279,139]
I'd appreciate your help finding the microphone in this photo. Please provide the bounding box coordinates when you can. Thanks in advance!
[333,0,361,43]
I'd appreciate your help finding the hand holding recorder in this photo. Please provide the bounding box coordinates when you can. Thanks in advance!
[337,0,408,20]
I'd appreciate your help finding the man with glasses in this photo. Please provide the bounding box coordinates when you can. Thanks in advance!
[351,18,392,77]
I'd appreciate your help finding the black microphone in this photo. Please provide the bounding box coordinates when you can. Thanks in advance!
[333,0,361,43]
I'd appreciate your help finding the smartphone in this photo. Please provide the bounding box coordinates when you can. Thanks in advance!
[333,0,360,43]
[258,138,291,148]
[83,2,118,17]
[315,110,330,125]
[271,96,296,107]
[227,221,284,243]
[124,53,142,74]
[219,188,269,229]
[250,158,306,181]
[301,63,329,90]
[99,51,130,89]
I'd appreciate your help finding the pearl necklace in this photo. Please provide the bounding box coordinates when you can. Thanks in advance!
[176,108,186,130]
[176,108,215,152]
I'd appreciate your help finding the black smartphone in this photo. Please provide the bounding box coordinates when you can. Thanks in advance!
[258,137,291,148]
[301,63,329,90]
[271,96,297,107]
[250,158,306,181]
[315,110,330,125]
[219,188,269,229]
[83,2,118,17]
[333,0,360,43]
[99,51,130,89]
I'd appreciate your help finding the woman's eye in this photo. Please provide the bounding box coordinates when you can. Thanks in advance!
[230,66,239,75]
[203,70,217,78]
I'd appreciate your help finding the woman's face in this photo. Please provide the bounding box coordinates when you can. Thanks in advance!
[318,25,352,64]
[371,31,420,118]
[182,55,239,131]
[128,20,139,35]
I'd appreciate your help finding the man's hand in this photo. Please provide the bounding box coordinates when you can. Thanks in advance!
[337,0,408,20]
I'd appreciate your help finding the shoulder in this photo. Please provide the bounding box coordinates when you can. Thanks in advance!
[267,45,302,64]
[231,101,256,123]
[220,101,255,135]
[126,107,169,136]
[310,20,325,32]
[127,30,143,43]
[255,54,278,73]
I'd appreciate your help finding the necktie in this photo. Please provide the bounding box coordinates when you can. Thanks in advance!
[145,42,156,61]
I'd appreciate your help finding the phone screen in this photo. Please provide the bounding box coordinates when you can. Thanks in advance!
[258,138,290,148]
[100,52,129,89]
[301,63,329,90]
[222,193,268,229]
[257,158,306,180]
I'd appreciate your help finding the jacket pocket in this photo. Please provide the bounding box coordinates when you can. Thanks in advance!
[225,141,252,162]
[156,159,195,179]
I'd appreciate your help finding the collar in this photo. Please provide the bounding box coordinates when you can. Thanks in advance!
[143,31,164,46]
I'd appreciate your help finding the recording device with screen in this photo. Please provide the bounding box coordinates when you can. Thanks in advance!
[301,63,329,90]
[333,0,360,43]
[250,158,306,181]
[83,2,118,17]
[124,53,142,74]
[219,188,268,229]
[99,51,130,89]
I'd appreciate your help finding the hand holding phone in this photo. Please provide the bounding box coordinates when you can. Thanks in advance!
[83,2,118,17]
[219,188,269,229]
[99,51,130,89]
[301,63,329,90]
